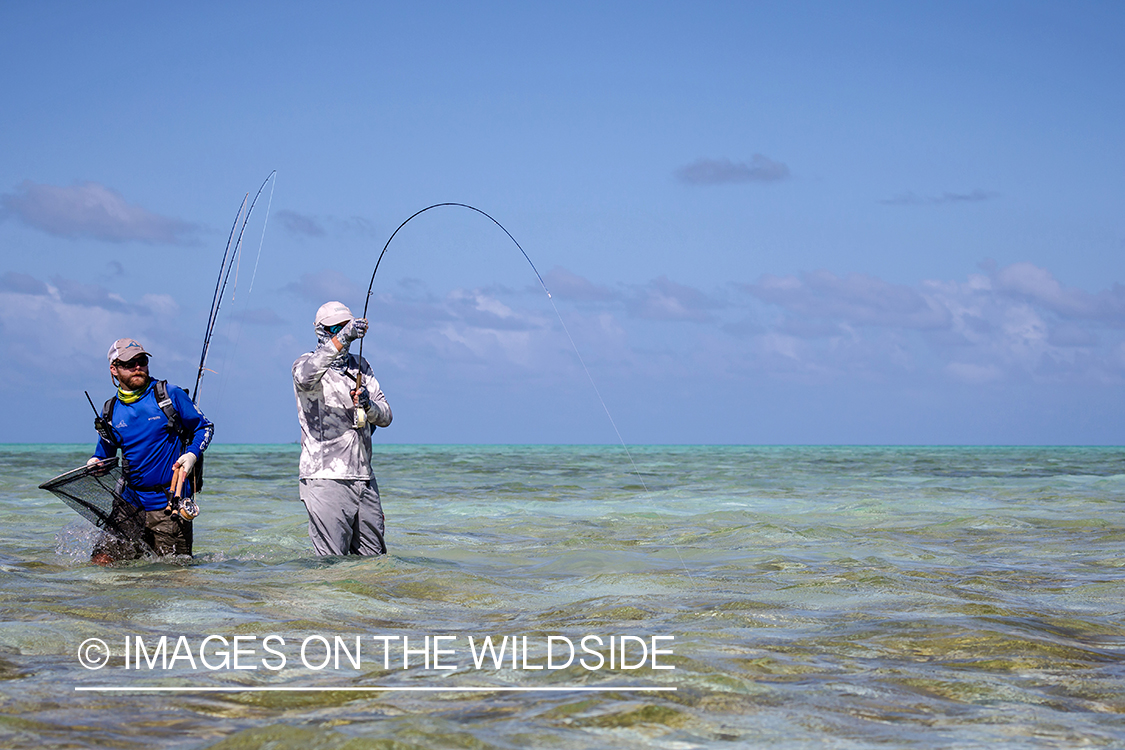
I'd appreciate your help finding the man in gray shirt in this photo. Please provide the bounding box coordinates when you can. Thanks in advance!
[292,301,393,555]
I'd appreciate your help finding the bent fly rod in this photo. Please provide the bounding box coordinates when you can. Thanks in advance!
[192,170,277,404]
[350,203,550,429]
[357,203,551,362]
[359,203,552,317]
[353,203,645,492]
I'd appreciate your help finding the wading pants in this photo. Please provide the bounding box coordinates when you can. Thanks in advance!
[299,477,386,556]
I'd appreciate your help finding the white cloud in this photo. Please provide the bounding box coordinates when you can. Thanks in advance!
[359,263,1125,388]
[0,276,184,389]
[745,270,947,331]
[0,271,49,295]
[446,289,535,331]
[0,181,197,244]
[993,262,1125,322]
[626,276,721,322]
[675,155,790,185]
[138,294,179,318]
[275,209,325,238]
[274,209,380,240]
[284,270,366,305]
[736,263,1125,385]
[881,189,997,206]
[542,266,617,302]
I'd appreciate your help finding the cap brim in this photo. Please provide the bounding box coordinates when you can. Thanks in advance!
[318,313,352,326]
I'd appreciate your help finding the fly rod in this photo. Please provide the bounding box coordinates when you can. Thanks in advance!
[192,170,276,403]
[349,203,550,429]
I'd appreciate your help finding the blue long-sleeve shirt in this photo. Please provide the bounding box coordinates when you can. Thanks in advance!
[92,380,214,511]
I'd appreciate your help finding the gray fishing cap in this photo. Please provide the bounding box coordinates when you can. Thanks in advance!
[315,301,353,328]
[107,338,151,364]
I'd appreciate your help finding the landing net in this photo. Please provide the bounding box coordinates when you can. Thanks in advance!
[38,458,140,539]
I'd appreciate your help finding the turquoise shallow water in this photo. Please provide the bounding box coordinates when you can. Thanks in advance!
[1,444,1123,749]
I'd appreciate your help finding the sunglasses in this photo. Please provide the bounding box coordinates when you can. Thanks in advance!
[326,323,347,335]
[114,355,149,370]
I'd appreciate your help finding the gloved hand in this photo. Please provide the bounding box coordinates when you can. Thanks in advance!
[335,318,368,346]
[174,452,197,474]
[87,456,112,476]
[351,387,371,409]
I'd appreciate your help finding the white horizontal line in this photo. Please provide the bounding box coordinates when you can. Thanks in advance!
[74,685,676,693]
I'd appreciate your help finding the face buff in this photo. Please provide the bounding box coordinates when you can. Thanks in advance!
[117,383,148,404]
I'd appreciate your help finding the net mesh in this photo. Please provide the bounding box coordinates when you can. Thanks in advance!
[38,458,143,542]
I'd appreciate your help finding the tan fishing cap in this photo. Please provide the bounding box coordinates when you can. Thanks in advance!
[107,338,151,364]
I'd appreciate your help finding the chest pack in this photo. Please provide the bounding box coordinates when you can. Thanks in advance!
[96,380,205,491]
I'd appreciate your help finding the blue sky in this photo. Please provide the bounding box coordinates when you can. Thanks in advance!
[2,1,1123,444]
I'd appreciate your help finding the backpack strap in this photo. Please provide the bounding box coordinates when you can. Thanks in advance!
[153,379,205,493]
[153,380,189,446]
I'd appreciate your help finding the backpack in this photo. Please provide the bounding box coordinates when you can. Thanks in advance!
[96,380,205,492]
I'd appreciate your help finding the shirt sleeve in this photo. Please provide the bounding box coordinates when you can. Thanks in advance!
[92,438,115,460]
[293,341,339,390]
[170,384,214,456]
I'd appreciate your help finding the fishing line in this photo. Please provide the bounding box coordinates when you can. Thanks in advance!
[248,172,277,294]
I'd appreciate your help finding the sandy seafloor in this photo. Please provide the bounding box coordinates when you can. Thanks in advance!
[1,444,1123,749]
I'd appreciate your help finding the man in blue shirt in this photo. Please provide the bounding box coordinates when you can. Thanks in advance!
[88,338,214,563]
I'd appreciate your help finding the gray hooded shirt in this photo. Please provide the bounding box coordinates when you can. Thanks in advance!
[292,336,392,480]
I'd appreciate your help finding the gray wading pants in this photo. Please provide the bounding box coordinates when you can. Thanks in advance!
[299,478,386,556]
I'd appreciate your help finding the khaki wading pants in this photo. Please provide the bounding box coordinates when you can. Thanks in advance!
[92,504,193,560]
